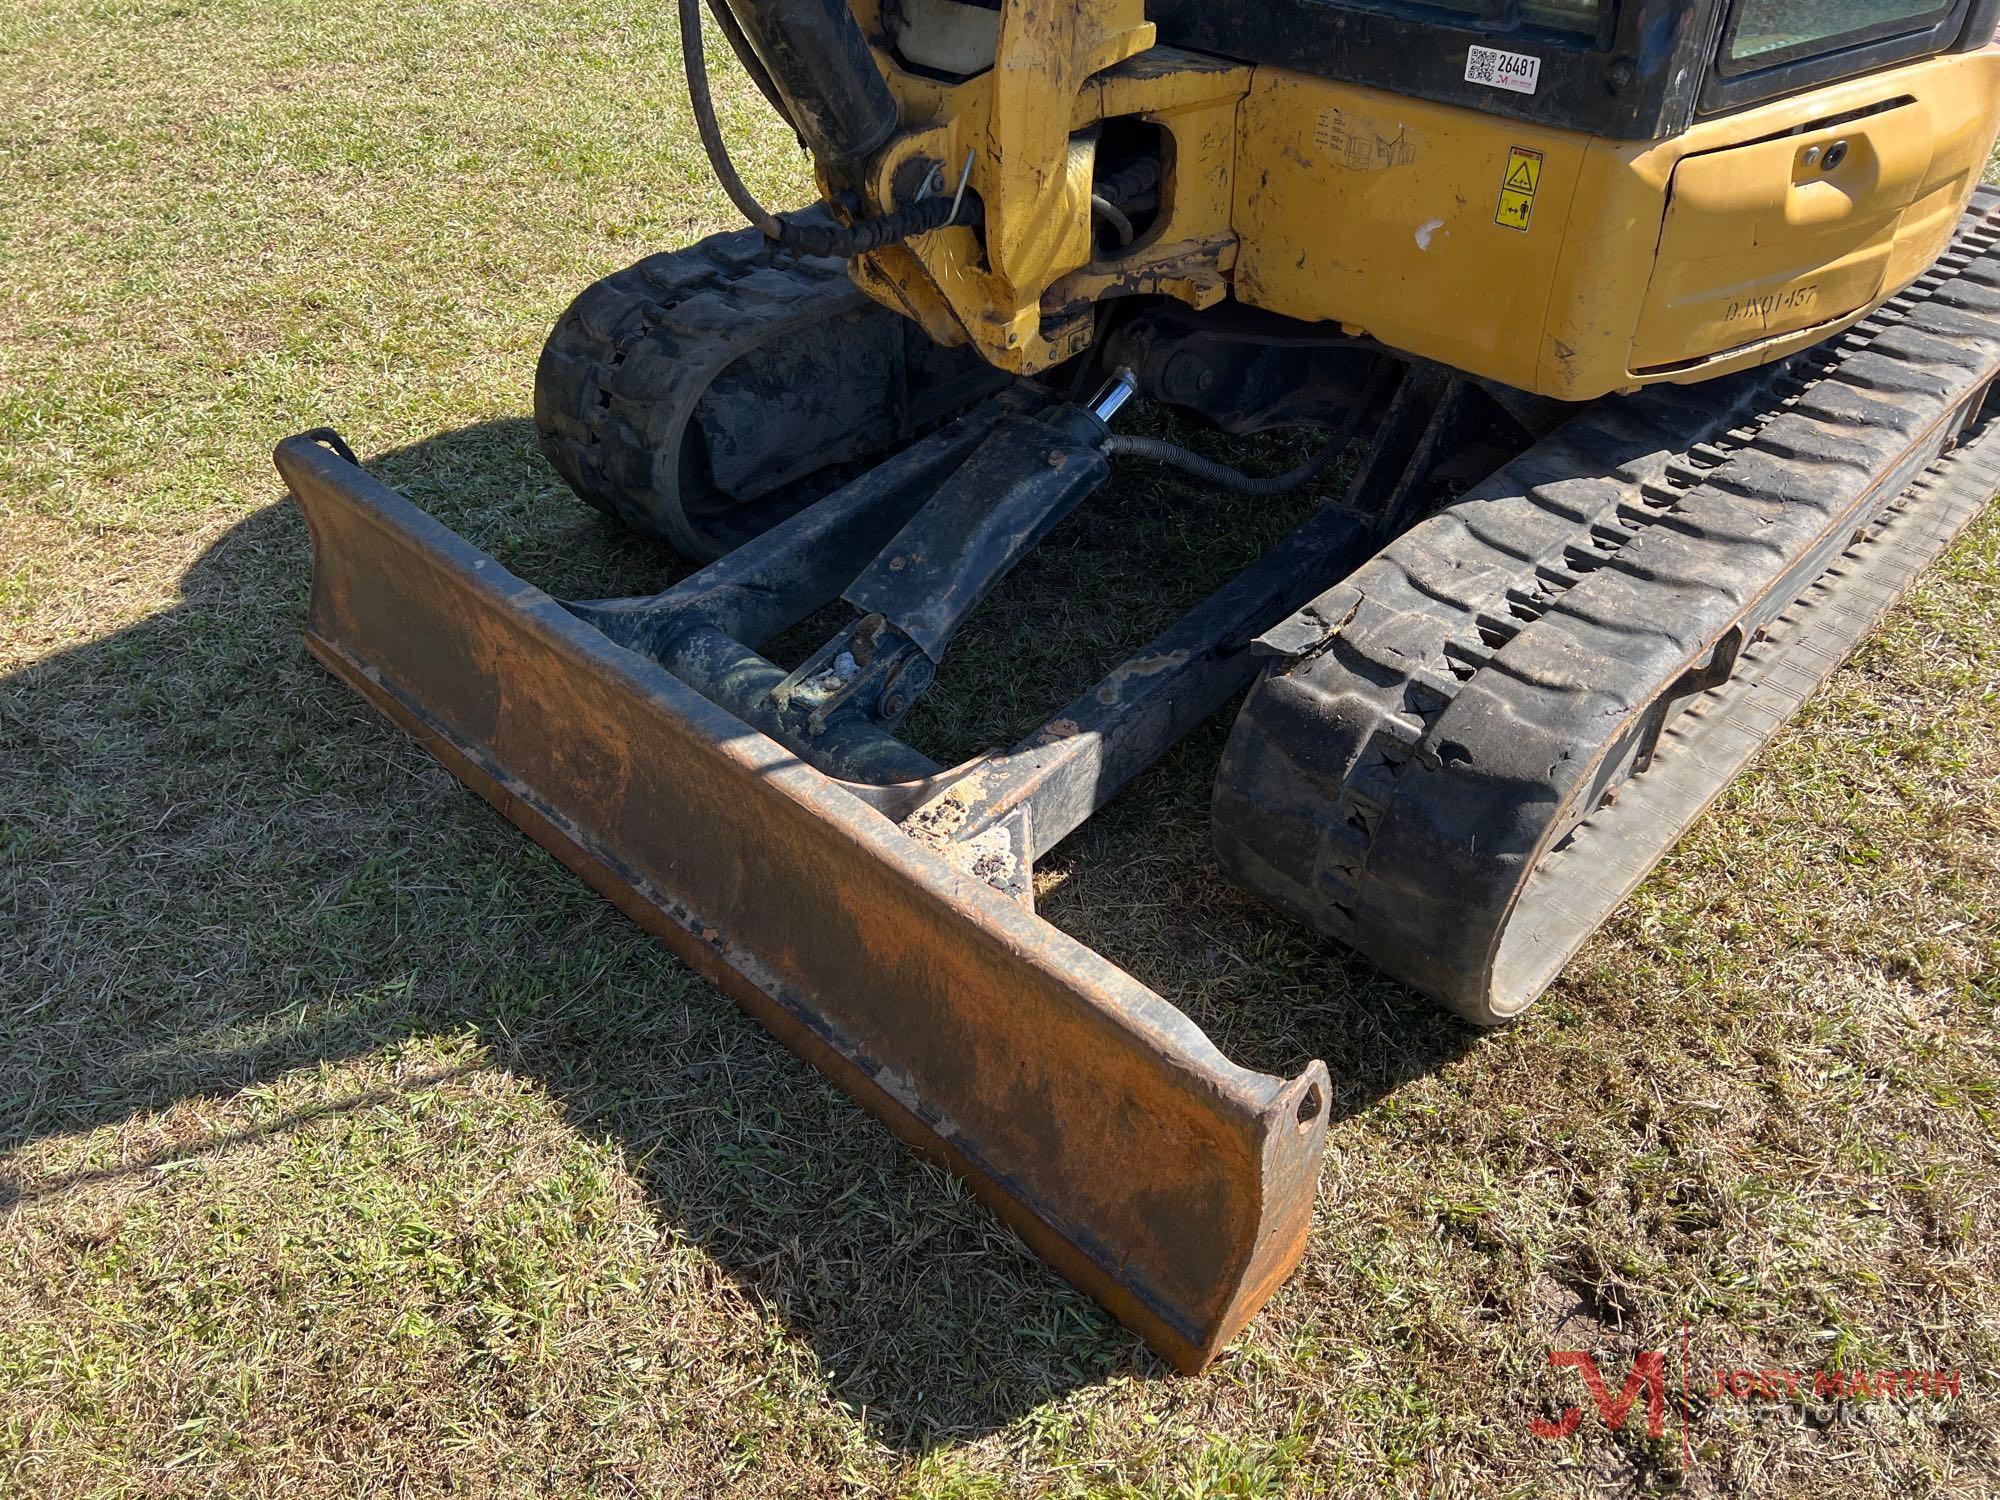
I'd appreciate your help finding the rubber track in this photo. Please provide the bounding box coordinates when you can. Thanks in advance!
[1215,186,2000,1023]
[534,218,867,558]
[1507,404,2000,1000]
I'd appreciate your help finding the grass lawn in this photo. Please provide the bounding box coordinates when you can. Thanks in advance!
[5,2,2000,1494]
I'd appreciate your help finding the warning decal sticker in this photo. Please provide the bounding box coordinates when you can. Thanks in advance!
[1495,146,1543,232]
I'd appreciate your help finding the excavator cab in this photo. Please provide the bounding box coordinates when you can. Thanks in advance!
[275,0,2000,1369]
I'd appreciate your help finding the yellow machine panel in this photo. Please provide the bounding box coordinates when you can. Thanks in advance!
[1233,75,1590,395]
[1231,47,2000,400]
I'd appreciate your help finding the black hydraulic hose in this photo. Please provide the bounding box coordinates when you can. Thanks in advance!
[778,192,982,257]
[681,0,785,239]
[1106,433,1352,496]
[679,0,980,257]
[1090,193,1134,247]
[1105,367,1392,497]
[1095,156,1161,211]
[1104,362,1400,500]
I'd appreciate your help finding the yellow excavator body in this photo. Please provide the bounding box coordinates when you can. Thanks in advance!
[850,10,2000,397]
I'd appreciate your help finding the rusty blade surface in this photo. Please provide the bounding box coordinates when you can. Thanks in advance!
[276,435,1331,1372]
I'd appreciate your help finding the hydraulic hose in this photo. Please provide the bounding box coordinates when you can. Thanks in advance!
[1090,193,1135,247]
[1105,434,1353,496]
[1105,404,1367,498]
[680,0,980,256]
[1105,363,1396,496]
[776,192,981,257]
[681,0,784,239]
[1095,156,1161,213]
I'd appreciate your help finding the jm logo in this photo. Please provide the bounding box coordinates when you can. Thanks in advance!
[1531,1351,1669,1440]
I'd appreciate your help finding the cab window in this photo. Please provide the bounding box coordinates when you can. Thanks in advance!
[1722,0,1958,71]
[1346,0,1603,37]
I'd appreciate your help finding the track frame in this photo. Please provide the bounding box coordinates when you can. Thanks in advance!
[1216,189,2000,1023]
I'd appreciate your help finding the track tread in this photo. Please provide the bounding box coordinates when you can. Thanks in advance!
[533,219,866,555]
[1215,185,2000,1021]
[533,212,1009,560]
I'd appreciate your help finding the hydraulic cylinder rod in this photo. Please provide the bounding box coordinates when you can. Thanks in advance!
[714,0,898,170]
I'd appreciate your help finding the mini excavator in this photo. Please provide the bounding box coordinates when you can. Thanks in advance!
[279,0,2000,1367]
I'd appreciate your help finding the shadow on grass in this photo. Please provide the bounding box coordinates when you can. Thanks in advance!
[1,417,1475,1452]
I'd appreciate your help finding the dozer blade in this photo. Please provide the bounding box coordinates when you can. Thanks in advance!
[276,434,1330,1373]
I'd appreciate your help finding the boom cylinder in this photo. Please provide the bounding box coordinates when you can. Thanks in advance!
[715,0,898,170]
